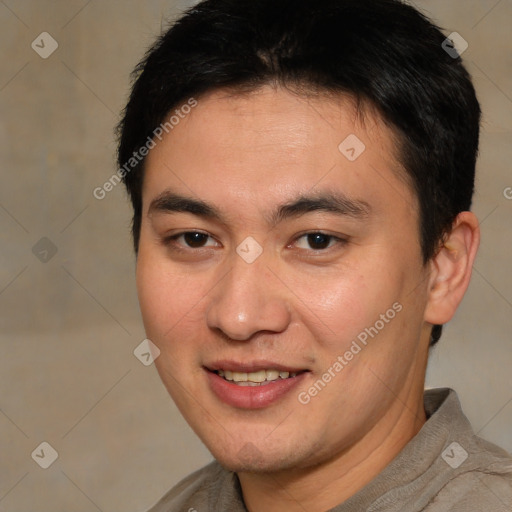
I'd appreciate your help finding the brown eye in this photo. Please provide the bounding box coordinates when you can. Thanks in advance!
[306,233,332,250]
[183,232,209,248]
[164,231,218,250]
[294,232,342,251]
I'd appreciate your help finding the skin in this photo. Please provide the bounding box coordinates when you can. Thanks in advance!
[136,86,480,512]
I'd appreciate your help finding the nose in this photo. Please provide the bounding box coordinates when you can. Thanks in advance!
[205,254,292,341]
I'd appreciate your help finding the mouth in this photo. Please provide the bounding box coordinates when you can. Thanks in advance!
[204,363,309,409]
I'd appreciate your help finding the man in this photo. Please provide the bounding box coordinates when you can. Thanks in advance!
[117,0,512,510]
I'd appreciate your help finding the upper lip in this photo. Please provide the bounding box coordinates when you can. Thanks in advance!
[204,360,308,373]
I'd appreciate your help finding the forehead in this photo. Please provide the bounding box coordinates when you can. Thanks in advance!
[142,86,416,221]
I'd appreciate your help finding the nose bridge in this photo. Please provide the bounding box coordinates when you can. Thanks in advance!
[206,252,290,341]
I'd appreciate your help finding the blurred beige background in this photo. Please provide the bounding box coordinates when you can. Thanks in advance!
[0,1,510,511]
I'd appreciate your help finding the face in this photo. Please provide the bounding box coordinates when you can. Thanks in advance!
[136,86,432,473]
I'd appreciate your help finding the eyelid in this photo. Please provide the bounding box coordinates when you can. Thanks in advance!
[289,231,348,248]
[163,230,220,249]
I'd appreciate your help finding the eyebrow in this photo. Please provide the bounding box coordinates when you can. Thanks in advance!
[148,190,371,226]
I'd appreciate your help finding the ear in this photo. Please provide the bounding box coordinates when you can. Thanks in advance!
[424,211,480,326]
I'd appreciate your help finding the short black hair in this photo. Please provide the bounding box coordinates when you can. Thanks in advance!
[117,0,481,346]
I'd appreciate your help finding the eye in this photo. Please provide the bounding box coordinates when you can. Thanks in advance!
[165,231,218,249]
[293,232,345,251]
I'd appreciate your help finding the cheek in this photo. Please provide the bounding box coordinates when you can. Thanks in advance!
[313,279,368,342]
[136,252,198,343]
[288,262,396,351]
[294,251,425,366]
[136,255,209,397]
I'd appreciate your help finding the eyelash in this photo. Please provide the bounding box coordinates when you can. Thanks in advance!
[162,231,348,254]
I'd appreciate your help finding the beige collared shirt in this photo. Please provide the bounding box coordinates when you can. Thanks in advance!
[145,388,512,511]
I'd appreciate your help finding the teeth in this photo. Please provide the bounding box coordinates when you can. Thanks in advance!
[266,370,280,381]
[217,369,299,383]
[248,370,267,382]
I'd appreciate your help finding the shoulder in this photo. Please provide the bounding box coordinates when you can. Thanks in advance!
[143,461,241,512]
[426,470,512,511]
[425,435,512,511]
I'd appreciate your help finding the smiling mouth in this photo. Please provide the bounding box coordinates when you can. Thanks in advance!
[214,369,303,386]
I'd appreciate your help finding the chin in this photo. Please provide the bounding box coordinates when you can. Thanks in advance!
[205,436,316,474]
[215,452,294,474]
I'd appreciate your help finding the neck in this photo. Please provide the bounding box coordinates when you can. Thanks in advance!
[238,386,427,512]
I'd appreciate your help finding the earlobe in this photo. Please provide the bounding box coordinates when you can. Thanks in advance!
[424,212,480,325]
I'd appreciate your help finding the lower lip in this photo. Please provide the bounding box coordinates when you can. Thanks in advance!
[206,370,307,409]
